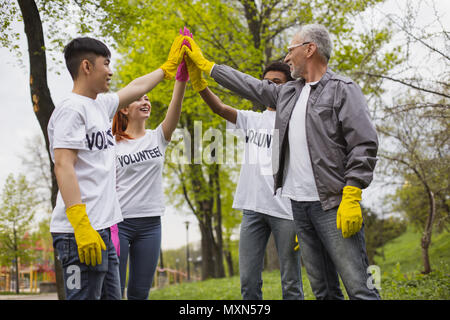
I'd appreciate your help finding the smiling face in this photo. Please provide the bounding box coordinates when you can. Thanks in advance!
[120,95,151,121]
[284,33,313,79]
[89,55,113,93]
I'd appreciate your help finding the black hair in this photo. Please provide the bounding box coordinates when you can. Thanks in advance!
[262,61,294,82]
[63,37,111,80]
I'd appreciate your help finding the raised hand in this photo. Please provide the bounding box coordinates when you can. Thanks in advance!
[160,34,189,80]
[176,27,193,82]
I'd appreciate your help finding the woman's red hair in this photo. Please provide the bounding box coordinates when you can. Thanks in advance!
[112,109,133,142]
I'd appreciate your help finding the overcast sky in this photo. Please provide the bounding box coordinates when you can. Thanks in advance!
[0,0,448,250]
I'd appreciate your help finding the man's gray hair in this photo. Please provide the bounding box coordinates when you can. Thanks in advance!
[297,24,332,62]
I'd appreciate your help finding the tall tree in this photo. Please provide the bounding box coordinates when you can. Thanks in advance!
[378,104,449,273]
[20,135,52,210]
[371,0,449,274]
[0,174,39,294]
[1,0,63,298]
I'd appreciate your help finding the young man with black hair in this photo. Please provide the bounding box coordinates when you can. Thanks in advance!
[191,61,303,300]
[48,35,187,300]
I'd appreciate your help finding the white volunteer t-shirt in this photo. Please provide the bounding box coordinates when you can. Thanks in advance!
[115,125,169,218]
[227,109,293,220]
[47,92,123,233]
[282,81,320,201]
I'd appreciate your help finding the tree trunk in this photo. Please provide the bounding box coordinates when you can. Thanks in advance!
[224,249,234,277]
[17,0,64,299]
[212,165,225,278]
[199,219,216,280]
[13,227,19,294]
[421,189,436,274]
[14,255,20,294]
[180,114,227,280]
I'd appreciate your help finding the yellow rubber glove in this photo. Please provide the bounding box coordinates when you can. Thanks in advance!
[66,204,106,266]
[160,35,189,80]
[294,235,299,251]
[183,37,215,75]
[185,55,208,92]
[336,186,363,238]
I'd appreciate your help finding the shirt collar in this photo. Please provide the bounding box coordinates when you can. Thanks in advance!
[310,67,333,88]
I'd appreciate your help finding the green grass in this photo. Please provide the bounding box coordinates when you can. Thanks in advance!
[149,268,316,300]
[374,227,450,273]
[149,227,450,300]
[0,292,36,296]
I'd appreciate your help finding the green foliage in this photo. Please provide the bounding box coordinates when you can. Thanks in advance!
[331,25,403,96]
[162,243,202,276]
[0,0,109,72]
[390,173,449,234]
[362,206,407,264]
[380,261,450,300]
[30,217,54,267]
[0,174,39,267]
[378,102,449,276]
[0,1,21,48]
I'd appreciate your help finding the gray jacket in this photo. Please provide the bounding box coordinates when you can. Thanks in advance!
[211,64,378,211]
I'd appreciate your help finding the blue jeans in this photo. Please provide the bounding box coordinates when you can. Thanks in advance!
[52,228,121,300]
[118,216,161,300]
[291,201,381,300]
[239,210,303,300]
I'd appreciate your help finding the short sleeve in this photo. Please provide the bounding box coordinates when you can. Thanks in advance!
[226,110,258,138]
[155,124,170,151]
[97,93,119,121]
[51,107,87,151]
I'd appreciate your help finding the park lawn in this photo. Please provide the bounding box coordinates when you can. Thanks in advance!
[374,226,450,273]
[149,267,317,300]
[149,227,449,300]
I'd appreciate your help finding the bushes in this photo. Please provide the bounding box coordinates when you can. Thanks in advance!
[380,262,450,300]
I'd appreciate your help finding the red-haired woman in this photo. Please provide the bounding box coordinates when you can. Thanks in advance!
[112,77,186,299]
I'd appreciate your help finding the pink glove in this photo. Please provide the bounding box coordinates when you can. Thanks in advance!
[176,26,193,82]
[110,224,120,256]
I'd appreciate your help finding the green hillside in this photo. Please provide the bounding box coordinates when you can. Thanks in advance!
[374,227,450,274]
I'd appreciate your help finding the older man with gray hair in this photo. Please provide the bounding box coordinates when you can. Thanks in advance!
[183,24,380,300]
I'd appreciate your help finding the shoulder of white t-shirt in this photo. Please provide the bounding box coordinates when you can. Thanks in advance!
[54,93,88,113]
[145,126,163,140]
[96,92,119,106]
[238,109,264,118]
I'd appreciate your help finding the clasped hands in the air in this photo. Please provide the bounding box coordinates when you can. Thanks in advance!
[160,27,214,92]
